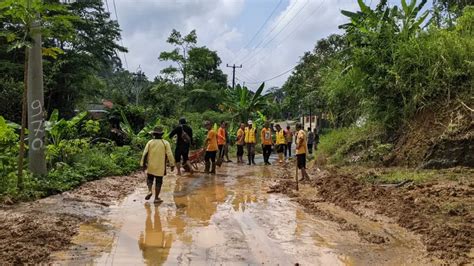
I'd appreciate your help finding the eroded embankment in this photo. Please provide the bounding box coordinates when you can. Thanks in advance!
[269,166,474,265]
[0,172,143,264]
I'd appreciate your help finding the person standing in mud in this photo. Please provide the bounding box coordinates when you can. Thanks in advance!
[217,121,226,165]
[204,121,218,174]
[224,122,232,163]
[236,123,245,163]
[245,120,257,165]
[261,121,273,165]
[141,127,175,203]
[275,124,286,164]
[307,127,314,155]
[314,128,320,151]
[169,117,193,175]
[295,123,310,181]
[284,125,293,158]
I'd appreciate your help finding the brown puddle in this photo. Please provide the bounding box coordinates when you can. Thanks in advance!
[51,163,430,265]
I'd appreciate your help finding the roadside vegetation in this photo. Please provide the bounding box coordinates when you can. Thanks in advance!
[1,0,472,202]
[282,0,474,172]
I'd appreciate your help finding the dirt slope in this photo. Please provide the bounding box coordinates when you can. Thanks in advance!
[270,166,474,265]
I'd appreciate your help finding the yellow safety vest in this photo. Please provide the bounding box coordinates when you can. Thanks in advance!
[245,127,256,143]
[276,129,286,145]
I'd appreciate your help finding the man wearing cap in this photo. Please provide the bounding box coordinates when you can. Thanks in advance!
[244,120,257,165]
[141,127,175,203]
[295,123,310,181]
[204,121,218,174]
[169,117,193,175]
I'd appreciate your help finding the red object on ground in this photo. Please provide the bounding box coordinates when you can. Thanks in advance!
[188,148,205,169]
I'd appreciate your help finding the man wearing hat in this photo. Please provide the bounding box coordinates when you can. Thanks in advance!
[141,127,175,203]
[244,120,257,165]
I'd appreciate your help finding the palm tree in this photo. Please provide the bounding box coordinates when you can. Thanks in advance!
[223,83,268,121]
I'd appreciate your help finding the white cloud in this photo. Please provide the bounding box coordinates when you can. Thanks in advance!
[229,0,359,89]
[113,0,359,89]
[113,0,245,77]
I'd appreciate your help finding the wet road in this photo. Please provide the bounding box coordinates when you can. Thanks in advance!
[52,162,429,265]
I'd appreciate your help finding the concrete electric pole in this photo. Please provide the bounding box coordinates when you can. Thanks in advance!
[27,15,47,175]
[226,64,242,89]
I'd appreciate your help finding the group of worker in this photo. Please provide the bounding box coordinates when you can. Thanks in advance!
[140,117,317,203]
[203,119,314,181]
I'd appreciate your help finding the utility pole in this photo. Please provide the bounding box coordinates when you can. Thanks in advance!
[226,64,242,89]
[27,14,47,175]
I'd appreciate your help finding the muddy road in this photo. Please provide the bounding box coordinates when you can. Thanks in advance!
[23,161,433,265]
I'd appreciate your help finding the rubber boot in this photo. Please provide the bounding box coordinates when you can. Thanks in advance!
[247,155,251,165]
[210,163,216,174]
[252,155,256,165]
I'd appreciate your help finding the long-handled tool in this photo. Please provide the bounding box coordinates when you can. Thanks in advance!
[295,159,299,191]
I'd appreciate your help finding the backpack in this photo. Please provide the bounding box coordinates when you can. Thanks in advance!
[181,125,191,144]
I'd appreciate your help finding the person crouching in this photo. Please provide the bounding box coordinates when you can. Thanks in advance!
[141,127,175,203]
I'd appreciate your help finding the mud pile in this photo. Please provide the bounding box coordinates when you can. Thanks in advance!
[272,167,473,264]
[0,172,143,264]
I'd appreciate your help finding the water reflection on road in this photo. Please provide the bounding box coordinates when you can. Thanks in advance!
[53,163,428,265]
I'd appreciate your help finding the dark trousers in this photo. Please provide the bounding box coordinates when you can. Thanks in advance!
[247,143,255,155]
[147,174,163,189]
[263,145,272,163]
[285,142,292,157]
[174,143,190,163]
[307,143,313,154]
[205,151,217,163]
[218,145,225,159]
[237,145,244,156]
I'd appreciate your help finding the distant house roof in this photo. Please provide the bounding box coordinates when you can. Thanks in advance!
[85,100,113,113]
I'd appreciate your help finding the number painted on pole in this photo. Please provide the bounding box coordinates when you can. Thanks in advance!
[30,100,44,149]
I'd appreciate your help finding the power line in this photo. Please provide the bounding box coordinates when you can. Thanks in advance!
[239,0,327,76]
[243,66,296,85]
[231,0,283,63]
[111,0,129,69]
[239,0,311,67]
[104,0,110,13]
[226,64,242,89]
[237,0,307,65]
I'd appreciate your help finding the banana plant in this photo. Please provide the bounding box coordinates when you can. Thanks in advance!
[44,109,87,146]
[223,82,268,121]
[340,0,429,41]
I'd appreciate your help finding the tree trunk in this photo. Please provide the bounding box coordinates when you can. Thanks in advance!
[17,50,29,190]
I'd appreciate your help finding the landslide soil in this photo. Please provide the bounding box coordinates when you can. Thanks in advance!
[269,165,474,265]
[0,172,143,265]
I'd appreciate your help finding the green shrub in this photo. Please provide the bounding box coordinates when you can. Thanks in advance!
[315,123,387,164]
[0,116,20,195]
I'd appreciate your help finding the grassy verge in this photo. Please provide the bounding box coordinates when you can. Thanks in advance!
[334,165,473,185]
[315,123,388,165]
[1,145,141,202]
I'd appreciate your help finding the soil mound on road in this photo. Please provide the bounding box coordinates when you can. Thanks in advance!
[271,167,473,265]
[0,172,143,264]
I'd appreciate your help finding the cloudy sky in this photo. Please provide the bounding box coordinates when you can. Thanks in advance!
[107,0,388,90]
